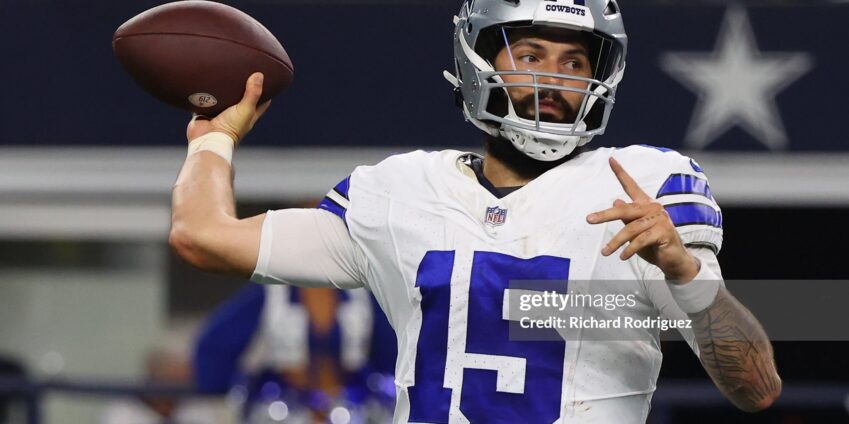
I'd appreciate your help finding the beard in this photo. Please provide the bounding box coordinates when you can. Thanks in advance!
[481,88,588,181]
[513,88,580,124]
[484,133,587,181]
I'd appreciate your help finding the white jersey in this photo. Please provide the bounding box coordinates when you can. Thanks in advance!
[261,285,374,372]
[252,145,724,424]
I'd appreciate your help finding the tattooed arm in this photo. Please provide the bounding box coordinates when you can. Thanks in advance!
[690,287,782,412]
[645,251,783,412]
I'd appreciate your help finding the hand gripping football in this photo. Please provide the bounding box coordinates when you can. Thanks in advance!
[113,0,294,116]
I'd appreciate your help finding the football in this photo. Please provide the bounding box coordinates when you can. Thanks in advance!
[113,0,293,116]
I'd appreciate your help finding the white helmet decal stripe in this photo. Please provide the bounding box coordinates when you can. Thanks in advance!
[458,23,494,73]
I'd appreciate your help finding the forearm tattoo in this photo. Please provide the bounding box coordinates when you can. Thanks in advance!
[690,287,781,411]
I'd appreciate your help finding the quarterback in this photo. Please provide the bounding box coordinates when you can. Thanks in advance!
[169,0,781,422]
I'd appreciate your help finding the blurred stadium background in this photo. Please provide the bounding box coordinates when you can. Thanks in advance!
[1,0,848,423]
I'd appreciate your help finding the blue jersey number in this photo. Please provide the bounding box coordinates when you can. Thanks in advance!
[408,251,570,423]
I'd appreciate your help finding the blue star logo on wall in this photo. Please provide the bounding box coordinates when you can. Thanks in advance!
[660,6,814,150]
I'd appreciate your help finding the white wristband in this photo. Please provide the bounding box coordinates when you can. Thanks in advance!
[187,132,235,165]
[667,260,722,314]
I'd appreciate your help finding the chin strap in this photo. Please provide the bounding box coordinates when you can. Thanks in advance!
[499,124,584,161]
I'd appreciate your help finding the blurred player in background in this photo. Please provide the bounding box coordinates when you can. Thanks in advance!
[194,284,396,423]
[169,0,781,422]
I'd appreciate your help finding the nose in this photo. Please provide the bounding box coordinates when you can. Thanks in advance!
[536,60,564,86]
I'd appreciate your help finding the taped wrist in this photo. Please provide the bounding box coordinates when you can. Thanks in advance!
[187,132,235,164]
[667,258,722,314]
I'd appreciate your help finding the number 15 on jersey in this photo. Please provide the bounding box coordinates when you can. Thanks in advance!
[408,250,571,423]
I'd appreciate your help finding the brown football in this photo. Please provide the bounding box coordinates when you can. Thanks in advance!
[113,0,293,116]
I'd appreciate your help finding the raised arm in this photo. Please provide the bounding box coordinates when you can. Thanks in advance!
[589,157,780,412]
[169,72,270,277]
[169,73,366,289]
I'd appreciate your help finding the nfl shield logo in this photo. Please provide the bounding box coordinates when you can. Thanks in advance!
[485,206,508,227]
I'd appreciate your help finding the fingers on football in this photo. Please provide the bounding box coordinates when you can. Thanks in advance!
[602,214,660,256]
[609,157,650,202]
[240,72,265,108]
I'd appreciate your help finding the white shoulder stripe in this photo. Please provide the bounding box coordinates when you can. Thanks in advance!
[657,193,719,210]
[326,189,349,209]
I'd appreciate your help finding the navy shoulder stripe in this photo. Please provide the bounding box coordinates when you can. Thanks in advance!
[333,176,351,200]
[657,174,713,200]
[318,196,347,222]
[664,202,722,229]
[689,159,704,174]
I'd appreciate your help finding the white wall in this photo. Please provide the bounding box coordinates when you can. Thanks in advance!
[0,243,167,424]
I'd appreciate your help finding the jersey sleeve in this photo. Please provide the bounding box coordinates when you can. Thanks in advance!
[250,207,368,289]
[636,147,724,253]
[658,179,723,252]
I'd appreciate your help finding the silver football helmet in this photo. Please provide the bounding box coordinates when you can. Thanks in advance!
[445,0,627,161]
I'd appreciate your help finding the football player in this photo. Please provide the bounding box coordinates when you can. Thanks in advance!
[194,284,396,423]
[169,0,781,422]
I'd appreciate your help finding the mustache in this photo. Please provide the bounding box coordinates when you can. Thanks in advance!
[514,89,578,123]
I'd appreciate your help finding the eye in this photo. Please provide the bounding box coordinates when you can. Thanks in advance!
[518,55,539,64]
[563,58,593,76]
[563,60,583,70]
